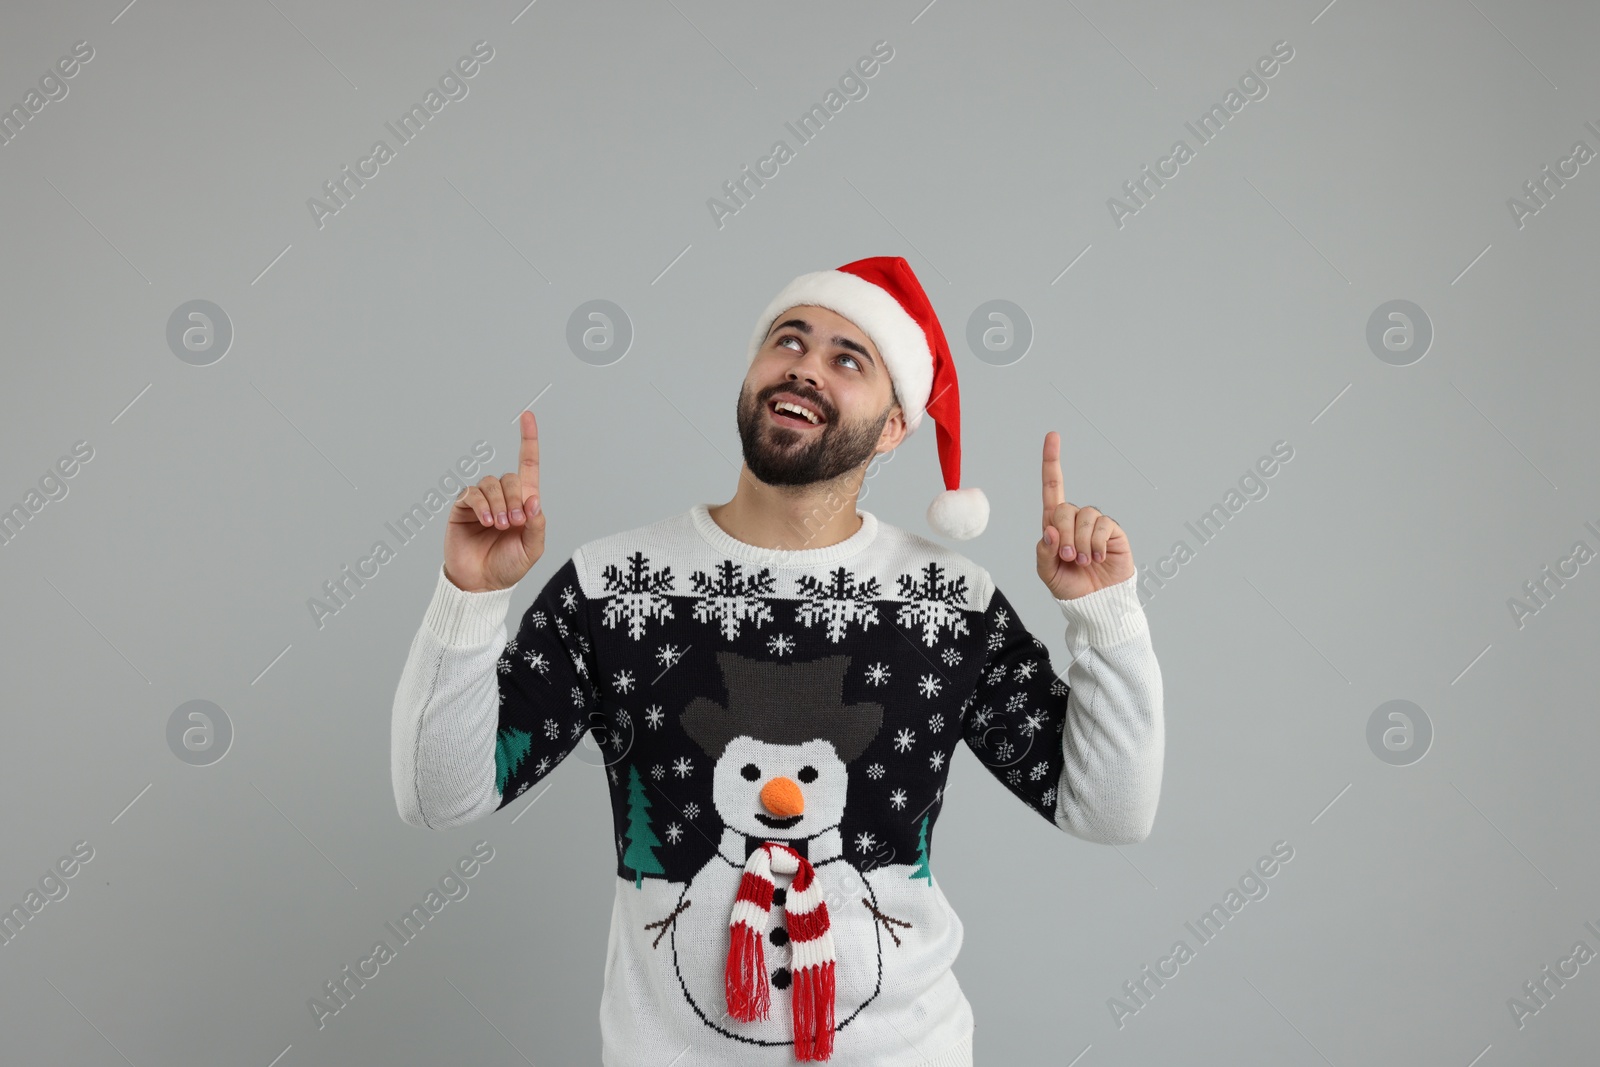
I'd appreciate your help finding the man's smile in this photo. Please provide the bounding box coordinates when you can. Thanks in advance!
[767,391,828,430]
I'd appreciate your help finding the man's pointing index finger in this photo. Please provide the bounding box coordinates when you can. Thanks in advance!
[1042,430,1065,523]
[519,408,540,506]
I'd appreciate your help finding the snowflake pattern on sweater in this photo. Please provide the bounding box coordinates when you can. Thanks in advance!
[491,515,1090,886]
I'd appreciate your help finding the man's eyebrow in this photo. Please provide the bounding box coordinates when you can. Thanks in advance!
[769,318,877,367]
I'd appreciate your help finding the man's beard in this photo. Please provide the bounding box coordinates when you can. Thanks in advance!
[735,384,890,487]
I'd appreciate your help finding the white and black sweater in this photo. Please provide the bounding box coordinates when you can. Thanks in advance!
[390,502,1164,1067]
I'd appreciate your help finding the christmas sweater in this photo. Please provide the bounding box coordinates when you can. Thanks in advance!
[390,502,1164,1066]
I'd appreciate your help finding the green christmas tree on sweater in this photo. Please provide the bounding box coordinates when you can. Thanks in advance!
[495,726,532,797]
[623,764,666,888]
[908,813,933,885]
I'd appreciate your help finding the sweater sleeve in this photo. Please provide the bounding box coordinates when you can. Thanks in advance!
[958,569,1164,844]
[390,556,603,830]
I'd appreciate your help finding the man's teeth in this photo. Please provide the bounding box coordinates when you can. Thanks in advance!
[774,400,821,424]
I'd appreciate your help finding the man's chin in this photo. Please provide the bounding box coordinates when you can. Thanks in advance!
[746,455,813,485]
[756,422,824,453]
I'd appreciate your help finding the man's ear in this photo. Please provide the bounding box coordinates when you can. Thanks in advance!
[875,401,908,453]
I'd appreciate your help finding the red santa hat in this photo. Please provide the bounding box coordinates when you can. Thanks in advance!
[746,255,989,540]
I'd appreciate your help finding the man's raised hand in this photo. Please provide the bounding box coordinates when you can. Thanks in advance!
[443,409,546,593]
[1035,430,1135,600]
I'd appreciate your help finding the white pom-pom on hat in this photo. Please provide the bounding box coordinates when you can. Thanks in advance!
[748,255,988,540]
[927,486,990,541]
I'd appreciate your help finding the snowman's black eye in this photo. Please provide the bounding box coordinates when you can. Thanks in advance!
[741,763,761,781]
[798,766,818,783]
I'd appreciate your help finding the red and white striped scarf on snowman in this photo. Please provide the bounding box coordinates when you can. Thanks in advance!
[725,841,837,1061]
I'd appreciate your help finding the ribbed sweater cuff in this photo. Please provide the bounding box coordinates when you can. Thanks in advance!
[1056,569,1148,648]
[422,563,515,648]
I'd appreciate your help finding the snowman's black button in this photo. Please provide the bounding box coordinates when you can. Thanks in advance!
[770,927,789,946]
[771,967,791,989]
[772,887,786,906]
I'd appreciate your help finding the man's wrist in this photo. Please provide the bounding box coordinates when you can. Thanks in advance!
[442,561,471,592]
[442,561,507,595]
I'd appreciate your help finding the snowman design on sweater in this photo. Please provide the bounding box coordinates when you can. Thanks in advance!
[648,650,921,1055]
[487,506,1094,1062]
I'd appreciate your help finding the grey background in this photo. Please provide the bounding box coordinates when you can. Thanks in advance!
[1,0,1596,1064]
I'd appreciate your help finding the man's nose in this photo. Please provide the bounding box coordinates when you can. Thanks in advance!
[786,347,828,387]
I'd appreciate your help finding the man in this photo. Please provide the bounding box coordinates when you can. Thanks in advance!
[390,256,1164,1065]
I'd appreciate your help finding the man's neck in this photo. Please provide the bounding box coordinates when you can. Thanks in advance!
[708,467,865,552]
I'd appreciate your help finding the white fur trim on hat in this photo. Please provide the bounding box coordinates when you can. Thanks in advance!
[927,486,989,541]
[747,270,935,434]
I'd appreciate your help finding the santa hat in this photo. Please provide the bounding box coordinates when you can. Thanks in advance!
[726,841,837,1060]
[746,255,989,540]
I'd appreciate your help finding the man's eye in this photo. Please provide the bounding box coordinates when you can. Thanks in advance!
[778,335,801,351]
[838,354,860,370]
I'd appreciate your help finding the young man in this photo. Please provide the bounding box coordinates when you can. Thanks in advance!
[390,256,1164,1065]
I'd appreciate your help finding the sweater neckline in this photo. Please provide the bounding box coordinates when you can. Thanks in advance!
[689,502,879,567]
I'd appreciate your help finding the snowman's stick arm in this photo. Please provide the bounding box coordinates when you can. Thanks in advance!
[644,898,692,949]
[861,898,912,947]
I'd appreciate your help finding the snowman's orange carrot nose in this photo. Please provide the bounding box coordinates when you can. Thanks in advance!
[760,776,805,817]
